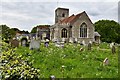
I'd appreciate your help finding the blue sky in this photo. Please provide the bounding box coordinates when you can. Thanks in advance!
[0,0,119,32]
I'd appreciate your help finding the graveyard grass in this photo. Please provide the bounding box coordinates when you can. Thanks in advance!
[13,42,118,78]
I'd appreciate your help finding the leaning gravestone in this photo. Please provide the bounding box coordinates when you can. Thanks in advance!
[111,45,116,54]
[11,39,19,47]
[103,58,109,66]
[29,40,40,50]
[88,42,92,50]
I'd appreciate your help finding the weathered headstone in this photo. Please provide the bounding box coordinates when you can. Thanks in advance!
[21,39,27,47]
[103,58,109,66]
[55,42,64,48]
[11,39,19,47]
[29,40,40,50]
[88,43,92,50]
[111,45,116,54]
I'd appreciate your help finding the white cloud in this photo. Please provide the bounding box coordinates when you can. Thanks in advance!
[0,1,119,32]
[1,0,120,2]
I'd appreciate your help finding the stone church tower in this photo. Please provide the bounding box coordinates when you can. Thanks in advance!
[55,8,69,23]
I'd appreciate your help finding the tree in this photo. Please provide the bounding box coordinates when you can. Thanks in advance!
[94,20,120,43]
[0,25,11,40]
[31,27,37,33]
[0,25,29,41]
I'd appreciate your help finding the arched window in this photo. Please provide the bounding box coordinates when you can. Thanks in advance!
[61,28,67,38]
[80,23,87,38]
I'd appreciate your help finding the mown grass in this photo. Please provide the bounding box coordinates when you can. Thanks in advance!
[15,42,118,78]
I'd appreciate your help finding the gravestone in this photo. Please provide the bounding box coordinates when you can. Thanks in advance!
[111,45,116,54]
[69,38,74,43]
[87,43,92,50]
[55,42,64,48]
[21,38,27,47]
[11,39,19,47]
[103,58,109,66]
[29,40,40,50]
[44,39,49,47]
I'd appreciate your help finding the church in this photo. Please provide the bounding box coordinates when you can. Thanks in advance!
[35,7,100,44]
[50,7,100,44]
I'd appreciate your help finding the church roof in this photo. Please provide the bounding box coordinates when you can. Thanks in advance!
[60,11,85,24]
[37,25,50,29]
[94,32,101,37]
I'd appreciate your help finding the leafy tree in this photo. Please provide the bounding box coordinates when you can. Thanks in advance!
[0,25,29,41]
[94,20,120,43]
[31,27,37,33]
[0,25,11,40]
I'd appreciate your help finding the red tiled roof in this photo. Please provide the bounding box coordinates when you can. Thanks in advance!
[60,11,85,24]
[37,25,50,29]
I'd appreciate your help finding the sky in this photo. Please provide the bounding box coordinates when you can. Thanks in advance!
[0,0,119,32]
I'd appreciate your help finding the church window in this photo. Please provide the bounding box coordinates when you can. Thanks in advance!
[80,23,87,38]
[61,28,67,38]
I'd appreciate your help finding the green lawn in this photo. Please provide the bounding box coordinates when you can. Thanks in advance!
[14,42,118,78]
